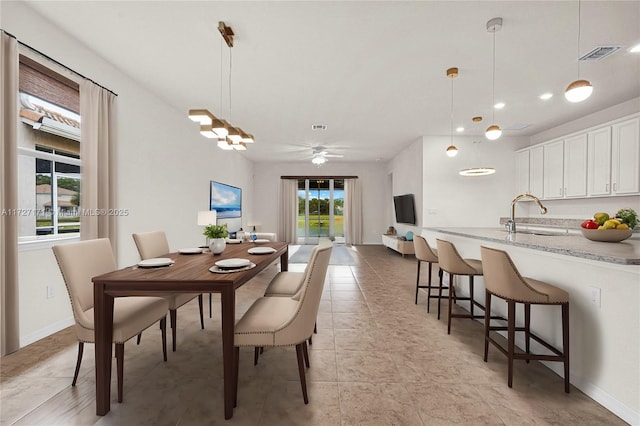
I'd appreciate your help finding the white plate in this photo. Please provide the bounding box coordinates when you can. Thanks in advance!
[209,263,256,274]
[252,239,270,244]
[225,239,242,244]
[248,247,276,255]
[137,258,174,268]
[179,247,203,254]
[215,258,251,269]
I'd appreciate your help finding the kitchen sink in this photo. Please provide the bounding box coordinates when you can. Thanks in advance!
[504,230,566,236]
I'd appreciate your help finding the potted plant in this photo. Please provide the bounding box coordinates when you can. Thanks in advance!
[203,224,229,254]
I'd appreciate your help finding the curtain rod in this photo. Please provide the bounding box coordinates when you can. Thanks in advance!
[1,29,118,97]
[281,176,358,180]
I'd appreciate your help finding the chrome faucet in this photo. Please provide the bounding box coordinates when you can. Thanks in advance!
[506,193,547,233]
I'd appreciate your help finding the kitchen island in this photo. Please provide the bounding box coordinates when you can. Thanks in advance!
[422,227,639,425]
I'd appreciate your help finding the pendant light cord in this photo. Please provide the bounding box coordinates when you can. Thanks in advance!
[576,0,582,79]
[491,29,496,123]
[450,74,454,146]
[228,47,233,121]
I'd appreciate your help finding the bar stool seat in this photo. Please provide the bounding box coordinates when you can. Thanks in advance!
[481,246,570,393]
[413,236,447,319]
[436,239,487,334]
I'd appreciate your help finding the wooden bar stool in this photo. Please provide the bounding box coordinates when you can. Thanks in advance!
[413,236,446,319]
[436,239,486,334]
[481,246,570,393]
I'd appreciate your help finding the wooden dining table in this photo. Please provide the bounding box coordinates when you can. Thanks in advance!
[91,241,288,420]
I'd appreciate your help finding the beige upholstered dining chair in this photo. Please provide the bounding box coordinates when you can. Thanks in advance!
[234,241,333,405]
[481,246,570,392]
[413,235,447,319]
[52,238,168,403]
[132,231,204,352]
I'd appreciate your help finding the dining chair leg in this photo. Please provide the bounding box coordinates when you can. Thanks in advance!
[314,322,317,334]
[415,260,421,304]
[198,294,205,330]
[209,293,212,318]
[115,343,124,403]
[72,341,84,386]
[483,290,491,362]
[524,303,531,363]
[295,343,309,404]
[562,303,570,393]
[507,301,516,388]
[160,317,167,362]
[254,347,260,366]
[170,309,177,352]
[308,334,312,345]
[302,340,310,368]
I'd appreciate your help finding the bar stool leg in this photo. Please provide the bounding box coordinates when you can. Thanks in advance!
[484,290,491,362]
[437,268,444,320]
[447,273,455,334]
[469,276,475,318]
[507,301,516,388]
[414,260,421,305]
[524,303,531,363]
[426,262,433,312]
[562,303,570,393]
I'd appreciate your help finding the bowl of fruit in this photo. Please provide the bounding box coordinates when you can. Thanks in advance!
[580,209,636,242]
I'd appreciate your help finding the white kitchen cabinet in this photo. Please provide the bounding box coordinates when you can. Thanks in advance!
[543,140,564,199]
[529,146,544,196]
[611,117,640,195]
[563,133,588,198]
[587,126,612,196]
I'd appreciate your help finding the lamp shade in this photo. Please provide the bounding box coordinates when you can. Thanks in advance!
[459,167,496,176]
[446,145,458,157]
[564,79,593,103]
[197,210,217,226]
[485,124,502,140]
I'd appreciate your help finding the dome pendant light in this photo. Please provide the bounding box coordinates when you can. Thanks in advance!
[565,1,593,103]
[446,67,459,157]
[485,17,503,141]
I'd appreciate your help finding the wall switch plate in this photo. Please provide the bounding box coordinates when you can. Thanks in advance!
[427,208,439,215]
[46,285,54,299]
[589,286,601,308]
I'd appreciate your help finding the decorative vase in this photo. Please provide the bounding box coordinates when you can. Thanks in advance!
[209,238,226,255]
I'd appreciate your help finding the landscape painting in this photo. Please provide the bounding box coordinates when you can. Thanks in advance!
[210,181,242,218]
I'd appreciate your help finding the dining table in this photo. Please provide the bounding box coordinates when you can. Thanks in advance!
[92,241,288,420]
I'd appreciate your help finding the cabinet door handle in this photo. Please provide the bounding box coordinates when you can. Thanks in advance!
[564,187,567,196]
[606,184,609,192]
[613,183,617,192]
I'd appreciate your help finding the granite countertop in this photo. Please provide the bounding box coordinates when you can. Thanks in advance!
[424,227,640,266]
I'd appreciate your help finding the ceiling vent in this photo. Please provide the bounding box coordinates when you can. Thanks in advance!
[311,124,327,130]
[579,46,622,61]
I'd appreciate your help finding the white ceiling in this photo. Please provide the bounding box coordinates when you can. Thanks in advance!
[22,1,640,163]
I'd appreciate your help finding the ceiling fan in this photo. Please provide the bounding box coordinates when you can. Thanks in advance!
[311,146,343,165]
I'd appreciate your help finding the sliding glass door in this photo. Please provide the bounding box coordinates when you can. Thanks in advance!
[297,179,344,244]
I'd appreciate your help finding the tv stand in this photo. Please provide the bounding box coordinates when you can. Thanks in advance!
[381,234,415,257]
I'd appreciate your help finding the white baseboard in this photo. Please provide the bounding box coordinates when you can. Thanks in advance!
[20,317,74,348]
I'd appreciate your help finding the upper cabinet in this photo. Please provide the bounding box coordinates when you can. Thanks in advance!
[611,117,640,195]
[517,114,639,200]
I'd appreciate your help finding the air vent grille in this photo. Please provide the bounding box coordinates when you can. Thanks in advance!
[311,124,327,130]
[579,46,622,61]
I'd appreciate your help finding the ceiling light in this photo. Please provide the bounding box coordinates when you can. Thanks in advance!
[227,126,242,144]
[630,43,640,53]
[217,139,234,150]
[456,127,464,132]
[189,109,213,125]
[312,156,326,165]
[539,93,553,100]
[472,116,483,123]
[494,102,505,109]
[200,124,218,139]
[445,67,459,157]
[485,17,503,141]
[565,1,592,103]
[459,167,496,176]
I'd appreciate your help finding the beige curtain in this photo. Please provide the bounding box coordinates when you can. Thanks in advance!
[278,179,298,243]
[344,178,362,245]
[0,32,20,355]
[80,80,117,249]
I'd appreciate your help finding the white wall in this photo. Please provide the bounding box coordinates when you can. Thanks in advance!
[252,161,389,244]
[4,2,253,346]
[387,138,423,237]
[422,135,528,228]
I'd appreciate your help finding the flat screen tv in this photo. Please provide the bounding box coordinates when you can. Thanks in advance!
[210,181,242,219]
[393,194,416,225]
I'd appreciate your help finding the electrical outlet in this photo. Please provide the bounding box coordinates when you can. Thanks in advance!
[46,285,55,299]
[589,286,601,308]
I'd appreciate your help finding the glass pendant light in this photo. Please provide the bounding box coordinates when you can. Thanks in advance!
[485,17,503,141]
[446,67,459,157]
[565,1,593,103]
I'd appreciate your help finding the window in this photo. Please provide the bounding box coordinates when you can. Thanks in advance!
[17,55,81,243]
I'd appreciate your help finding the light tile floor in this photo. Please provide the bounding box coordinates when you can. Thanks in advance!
[0,245,626,425]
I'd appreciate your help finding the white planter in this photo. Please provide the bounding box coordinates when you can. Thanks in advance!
[209,238,226,255]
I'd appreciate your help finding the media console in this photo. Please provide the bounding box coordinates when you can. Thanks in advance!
[381,234,415,257]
